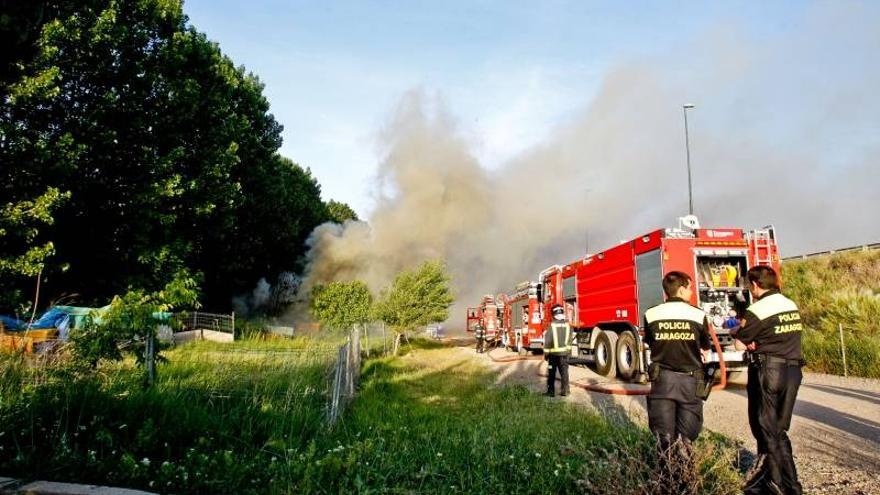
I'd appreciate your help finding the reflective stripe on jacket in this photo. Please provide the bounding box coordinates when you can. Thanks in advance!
[544,322,571,355]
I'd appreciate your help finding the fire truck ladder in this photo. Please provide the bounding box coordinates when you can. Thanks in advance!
[748,226,776,266]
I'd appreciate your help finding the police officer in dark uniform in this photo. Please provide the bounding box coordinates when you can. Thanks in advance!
[643,271,711,454]
[732,266,803,495]
[543,305,571,397]
[474,322,486,353]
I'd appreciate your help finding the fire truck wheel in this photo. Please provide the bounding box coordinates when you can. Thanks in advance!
[594,330,618,378]
[616,331,638,380]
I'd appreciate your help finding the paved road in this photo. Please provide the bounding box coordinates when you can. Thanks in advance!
[458,344,880,494]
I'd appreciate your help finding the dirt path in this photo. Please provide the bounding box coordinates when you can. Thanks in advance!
[449,342,880,495]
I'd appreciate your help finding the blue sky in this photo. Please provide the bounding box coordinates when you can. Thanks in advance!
[183,1,874,221]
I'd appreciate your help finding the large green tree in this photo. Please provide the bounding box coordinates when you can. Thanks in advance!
[374,260,454,334]
[0,0,329,311]
[309,280,373,332]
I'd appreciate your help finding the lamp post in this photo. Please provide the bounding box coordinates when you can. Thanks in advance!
[683,103,695,215]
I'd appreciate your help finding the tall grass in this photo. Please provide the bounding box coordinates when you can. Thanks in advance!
[2,339,743,493]
[783,250,880,377]
[0,337,336,493]
[288,343,742,494]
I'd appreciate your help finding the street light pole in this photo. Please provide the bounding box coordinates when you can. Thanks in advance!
[683,103,695,215]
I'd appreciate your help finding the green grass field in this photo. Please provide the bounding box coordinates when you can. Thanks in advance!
[1,338,744,494]
[0,337,335,493]
[783,249,880,377]
[297,342,742,494]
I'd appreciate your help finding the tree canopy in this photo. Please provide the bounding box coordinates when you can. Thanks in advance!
[325,200,359,224]
[309,280,373,331]
[0,0,345,312]
[374,260,454,333]
[0,187,70,312]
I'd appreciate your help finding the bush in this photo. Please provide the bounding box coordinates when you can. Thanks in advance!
[70,272,199,370]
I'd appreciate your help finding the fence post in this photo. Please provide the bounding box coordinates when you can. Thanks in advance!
[839,323,848,377]
[347,330,355,396]
[363,323,370,357]
[146,332,156,387]
[231,311,236,340]
[382,321,387,355]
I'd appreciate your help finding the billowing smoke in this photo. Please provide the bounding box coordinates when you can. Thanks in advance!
[300,3,880,328]
[233,272,301,317]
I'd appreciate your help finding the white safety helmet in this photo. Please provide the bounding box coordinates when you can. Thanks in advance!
[551,305,565,321]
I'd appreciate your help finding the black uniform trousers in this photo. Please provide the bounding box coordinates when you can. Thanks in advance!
[546,354,569,395]
[746,361,803,495]
[475,337,485,353]
[647,370,703,450]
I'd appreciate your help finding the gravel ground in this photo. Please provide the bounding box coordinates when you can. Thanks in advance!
[452,342,880,495]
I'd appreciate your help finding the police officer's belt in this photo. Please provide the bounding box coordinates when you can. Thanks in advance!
[749,353,805,367]
[660,367,701,377]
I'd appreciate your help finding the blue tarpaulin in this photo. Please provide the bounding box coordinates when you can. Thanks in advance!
[0,305,108,333]
[1,304,169,334]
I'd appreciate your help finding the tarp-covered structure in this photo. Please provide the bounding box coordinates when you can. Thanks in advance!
[0,305,171,352]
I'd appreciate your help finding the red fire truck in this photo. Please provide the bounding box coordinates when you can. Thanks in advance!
[466,294,504,346]
[499,282,544,353]
[537,216,780,380]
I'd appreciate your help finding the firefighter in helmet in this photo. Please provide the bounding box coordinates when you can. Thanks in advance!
[732,266,804,495]
[643,271,711,478]
[474,321,486,353]
[543,304,571,397]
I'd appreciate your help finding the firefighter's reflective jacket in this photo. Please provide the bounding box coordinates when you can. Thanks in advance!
[474,325,485,339]
[544,322,571,355]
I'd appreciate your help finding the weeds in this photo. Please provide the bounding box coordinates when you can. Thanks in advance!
[0,338,335,493]
[783,250,880,377]
[292,347,742,494]
[1,340,743,494]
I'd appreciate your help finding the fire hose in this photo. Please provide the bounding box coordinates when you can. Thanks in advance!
[484,326,727,396]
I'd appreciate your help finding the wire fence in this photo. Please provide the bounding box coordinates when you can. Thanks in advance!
[3,321,409,424]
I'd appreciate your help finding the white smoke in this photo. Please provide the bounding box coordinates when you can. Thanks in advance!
[233,272,301,317]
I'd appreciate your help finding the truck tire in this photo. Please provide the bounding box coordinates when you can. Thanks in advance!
[616,331,639,380]
[594,330,618,378]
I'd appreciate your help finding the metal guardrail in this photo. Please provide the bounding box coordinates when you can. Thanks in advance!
[782,242,880,261]
[174,311,235,335]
